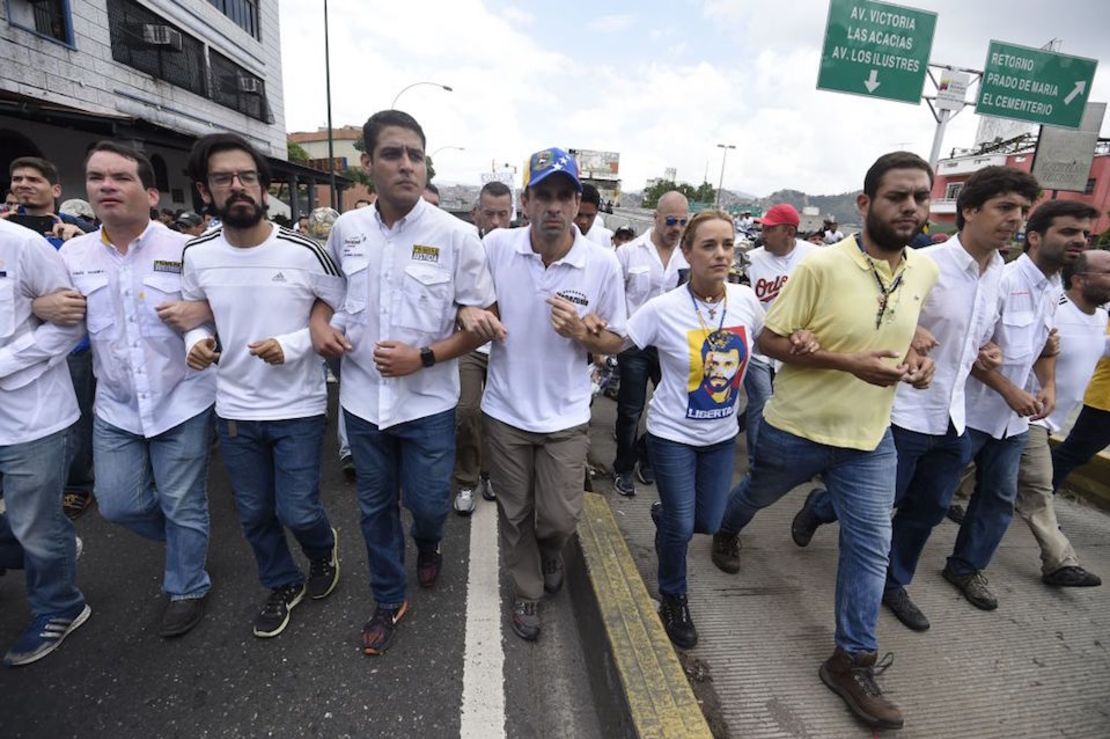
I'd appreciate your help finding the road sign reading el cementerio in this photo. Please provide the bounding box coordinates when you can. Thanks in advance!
[976,41,1098,128]
[817,0,937,104]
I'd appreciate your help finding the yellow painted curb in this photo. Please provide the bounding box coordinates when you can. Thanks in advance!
[577,493,713,739]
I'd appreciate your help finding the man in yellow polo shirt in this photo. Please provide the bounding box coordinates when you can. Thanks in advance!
[1052,321,1110,489]
[711,151,939,731]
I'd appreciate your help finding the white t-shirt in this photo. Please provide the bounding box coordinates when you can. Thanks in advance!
[627,282,764,446]
[745,240,818,366]
[1037,296,1110,432]
[481,226,627,433]
[182,223,345,421]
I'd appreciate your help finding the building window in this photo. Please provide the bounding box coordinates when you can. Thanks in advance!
[150,154,170,192]
[6,0,74,45]
[944,182,963,200]
[1085,178,1097,195]
[107,0,207,97]
[209,50,272,123]
[207,0,260,40]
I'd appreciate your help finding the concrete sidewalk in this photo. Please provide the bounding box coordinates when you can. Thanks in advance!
[586,397,1110,737]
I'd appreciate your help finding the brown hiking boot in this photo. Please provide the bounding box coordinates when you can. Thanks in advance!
[819,648,903,730]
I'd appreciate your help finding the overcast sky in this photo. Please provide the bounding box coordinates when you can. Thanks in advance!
[278,0,1109,196]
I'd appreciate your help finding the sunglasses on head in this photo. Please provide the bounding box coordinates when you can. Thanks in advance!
[664,216,688,227]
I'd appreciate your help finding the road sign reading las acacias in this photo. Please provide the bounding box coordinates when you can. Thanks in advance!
[976,41,1098,129]
[817,0,936,104]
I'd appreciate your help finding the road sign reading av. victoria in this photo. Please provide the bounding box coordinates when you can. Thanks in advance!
[976,41,1098,128]
[817,0,936,104]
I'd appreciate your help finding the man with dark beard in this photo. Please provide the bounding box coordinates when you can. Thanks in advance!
[710,152,939,731]
[181,133,345,639]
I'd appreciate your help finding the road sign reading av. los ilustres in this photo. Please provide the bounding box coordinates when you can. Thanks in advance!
[817,0,937,104]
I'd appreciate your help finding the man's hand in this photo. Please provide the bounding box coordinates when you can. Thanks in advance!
[974,341,1003,372]
[1040,328,1060,358]
[31,289,86,325]
[248,338,285,365]
[1002,386,1042,417]
[1030,384,1056,421]
[847,350,909,387]
[902,351,936,390]
[187,337,220,371]
[373,340,421,377]
[787,329,819,355]
[310,321,351,359]
[51,222,84,241]
[911,325,939,356]
[547,296,588,341]
[583,314,610,338]
[457,305,508,342]
[155,300,212,332]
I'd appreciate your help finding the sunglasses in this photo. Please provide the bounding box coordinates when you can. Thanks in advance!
[664,216,688,227]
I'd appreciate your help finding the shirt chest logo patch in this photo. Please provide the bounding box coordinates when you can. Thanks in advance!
[272,272,287,283]
[412,244,440,263]
[152,259,182,274]
[556,289,589,307]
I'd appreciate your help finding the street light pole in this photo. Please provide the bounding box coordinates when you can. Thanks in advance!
[430,145,465,158]
[323,0,337,209]
[391,81,453,109]
[715,143,736,208]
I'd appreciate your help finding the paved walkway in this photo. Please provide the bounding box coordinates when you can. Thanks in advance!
[587,398,1110,737]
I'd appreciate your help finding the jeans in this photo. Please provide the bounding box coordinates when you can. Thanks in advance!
[613,346,660,474]
[947,428,1027,577]
[217,415,335,590]
[742,358,773,457]
[325,358,350,459]
[345,408,455,608]
[93,408,214,599]
[719,422,897,655]
[0,429,85,617]
[65,349,96,494]
[1052,405,1110,491]
[884,423,972,592]
[648,433,737,597]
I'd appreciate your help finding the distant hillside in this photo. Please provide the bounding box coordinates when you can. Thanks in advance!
[760,189,860,227]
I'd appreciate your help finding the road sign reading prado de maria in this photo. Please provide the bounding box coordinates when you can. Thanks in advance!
[817,0,936,104]
[976,41,1098,128]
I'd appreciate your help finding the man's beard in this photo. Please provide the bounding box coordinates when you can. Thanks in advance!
[217,193,267,228]
[866,209,920,253]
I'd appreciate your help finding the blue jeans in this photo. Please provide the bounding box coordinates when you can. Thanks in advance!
[65,349,95,494]
[947,428,1027,577]
[884,423,972,592]
[93,408,214,599]
[648,433,737,597]
[719,422,897,655]
[613,346,660,474]
[345,408,455,608]
[217,415,335,589]
[0,429,85,617]
[742,358,773,457]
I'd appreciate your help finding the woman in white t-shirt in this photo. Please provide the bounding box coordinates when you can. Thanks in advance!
[624,210,816,649]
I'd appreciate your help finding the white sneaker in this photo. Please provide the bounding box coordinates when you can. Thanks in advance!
[480,476,496,501]
[454,488,476,516]
[75,536,84,561]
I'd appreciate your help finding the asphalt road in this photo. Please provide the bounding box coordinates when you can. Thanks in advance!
[0,388,602,739]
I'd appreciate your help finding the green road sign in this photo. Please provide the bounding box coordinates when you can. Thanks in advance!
[817,0,936,104]
[976,41,1098,128]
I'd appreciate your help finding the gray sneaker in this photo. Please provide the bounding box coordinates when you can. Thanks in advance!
[454,488,476,516]
[942,566,998,610]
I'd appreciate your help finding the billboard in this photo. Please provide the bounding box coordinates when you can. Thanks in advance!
[572,149,620,181]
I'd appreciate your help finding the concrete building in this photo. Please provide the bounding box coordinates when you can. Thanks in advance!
[287,124,371,211]
[1,0,343,219]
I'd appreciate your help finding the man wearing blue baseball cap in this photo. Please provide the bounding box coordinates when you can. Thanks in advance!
[460,147,628,640]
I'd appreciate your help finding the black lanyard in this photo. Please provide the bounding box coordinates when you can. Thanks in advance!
[855,234,906,329]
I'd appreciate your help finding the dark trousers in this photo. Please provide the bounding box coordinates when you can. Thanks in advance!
[612,346,660,474]
[1051,405,1110,491]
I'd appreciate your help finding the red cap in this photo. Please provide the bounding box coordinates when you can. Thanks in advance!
[756,203,800,228]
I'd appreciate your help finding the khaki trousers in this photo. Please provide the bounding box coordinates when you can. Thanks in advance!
[483,414,588,601]
[954,425,1079,574]
[454,350,489,490]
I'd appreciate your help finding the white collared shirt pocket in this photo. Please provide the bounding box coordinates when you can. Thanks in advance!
[397,263,451,335]
[74,273,114,336]
[343,263,369,323]
[1001,310,1035,359]
[625,265,652,307]
[141,273,183,337]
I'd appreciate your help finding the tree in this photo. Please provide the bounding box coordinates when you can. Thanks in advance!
[425,155,436,183]
[642,179,715,209]
[342,167,374,191]
[287,140,309,163]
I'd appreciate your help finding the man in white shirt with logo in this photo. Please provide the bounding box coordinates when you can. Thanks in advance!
[575,184,613,248]
[743,203,817,455]
[464,147,626,641]
[56,142,218,638]
[183,133,345,640]
[311,110,494,656]
[1014,203,1104,589]
[0,218,88,666]
[611,190,689,497]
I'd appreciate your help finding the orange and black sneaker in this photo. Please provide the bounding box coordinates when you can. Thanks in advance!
[361,601,409,655]
[63,490,94,521]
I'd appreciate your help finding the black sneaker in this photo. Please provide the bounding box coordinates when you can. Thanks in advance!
[252,583,305,638]
[511,598,540,641]
[480,475,496,501]
[882,588,929,631]
[614,471,635,497]
[635,461,655,486]
[542,554,564,594]
[1042,565,1102,587]
[307,527,340,599]
[658,594,697,649]
[791,489,825,547]
[946,504,966,525]
[942,565,998,610]
[361,601,409,655]
[711,532,740,574]
[160,596,207,638]
[417,544,442,588]
[340,454,356,482]
[62,490,94,521]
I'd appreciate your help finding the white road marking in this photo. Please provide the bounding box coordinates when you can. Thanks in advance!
[459,501,505,739]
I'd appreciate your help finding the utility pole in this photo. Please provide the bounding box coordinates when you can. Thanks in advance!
[715,144,735,208]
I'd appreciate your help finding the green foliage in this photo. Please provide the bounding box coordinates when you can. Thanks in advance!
[343,167,374,191]
[287,141,309,163]
[643,179,715,209]
[425,155,436,183]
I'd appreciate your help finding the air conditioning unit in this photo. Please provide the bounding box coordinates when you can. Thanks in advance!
[141,24,183,51]
[237,76,262,94]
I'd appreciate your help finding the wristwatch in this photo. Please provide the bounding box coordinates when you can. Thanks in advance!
[420,346,436,368]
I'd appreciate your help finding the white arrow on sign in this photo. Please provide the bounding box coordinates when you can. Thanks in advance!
[1063,80,1086,105]
[864,69,881,93]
